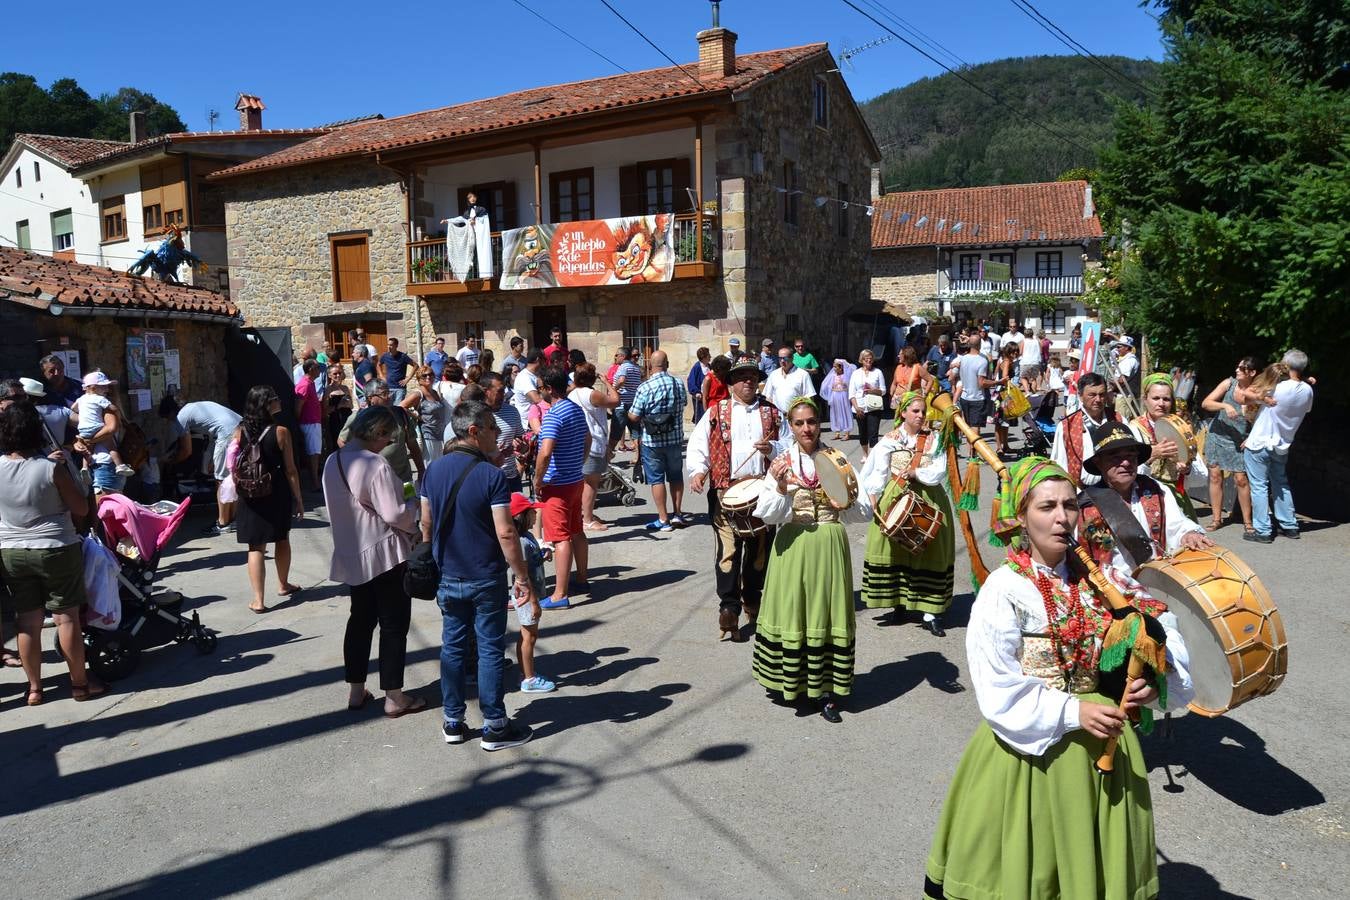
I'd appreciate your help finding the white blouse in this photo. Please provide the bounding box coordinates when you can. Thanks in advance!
[967,563,1195,756]
[848,367,886,403]
[751,443,873,525]
[858,429,947,501]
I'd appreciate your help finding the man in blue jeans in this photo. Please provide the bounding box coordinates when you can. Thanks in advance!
[1243,349,1314,543]
[628,350,688,531]
[421,399,538,749]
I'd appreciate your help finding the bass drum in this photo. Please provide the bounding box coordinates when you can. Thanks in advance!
[1133,547,1287,717]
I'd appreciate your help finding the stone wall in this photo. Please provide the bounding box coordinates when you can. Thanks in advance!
[224,160,415,352]
[870,247,937,316]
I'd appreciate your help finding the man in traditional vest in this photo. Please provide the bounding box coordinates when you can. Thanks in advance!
[1077,422,1212,578]
[686,360,782,642]
[1050,372,1116,486]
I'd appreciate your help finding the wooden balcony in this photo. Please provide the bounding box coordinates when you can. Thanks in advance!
[405,212,719,296]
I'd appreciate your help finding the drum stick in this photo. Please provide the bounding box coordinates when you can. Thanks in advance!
[731,449,763,478]
[946,443,991,586]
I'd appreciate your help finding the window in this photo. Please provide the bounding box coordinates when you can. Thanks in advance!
[164,208,184,228]
[549,168,594,222]
[784,314,801,342]
[623,315,659,361]
[1035,251,1063,277]
[837,181,850,238]
[143,204,163,232]
[618,158,690,217]
[15,220,30,250]
[101,196,127,242]
[140,159,186,234]
[456,182,518,231]
[51,210,74,253]
[33,160,40,182]
[989,252,1013,267]
[329,233,371,302]
[782,161,799,226]
[1041,308,1068,334]
[813,78,829,128]
[640,160,674,214]
[463,320,484,343]
[958,254,981,279]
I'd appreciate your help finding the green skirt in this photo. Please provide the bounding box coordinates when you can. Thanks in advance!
[1159,476,1199,523]
[862,479,955,614]
[924,694,1158,900]
[752,521,856,700]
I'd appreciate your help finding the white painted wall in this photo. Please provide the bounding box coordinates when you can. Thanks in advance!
[421,125,718,230]
[0,147,102,264]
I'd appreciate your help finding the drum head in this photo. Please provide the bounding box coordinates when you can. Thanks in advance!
[1153,416,1192,466]
[814,448,856,508]
[722,477,761,506]
[1134,567,1233,715]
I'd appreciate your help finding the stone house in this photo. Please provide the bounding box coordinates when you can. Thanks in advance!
[212,22,881,374]
[0,245,240,449]
[0,97,335,299]
[871,180,1103,347]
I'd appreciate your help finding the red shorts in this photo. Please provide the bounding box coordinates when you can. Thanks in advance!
[539,481,584,543]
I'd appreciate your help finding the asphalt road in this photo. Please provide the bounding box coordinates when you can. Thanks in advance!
[0,436,1345,898]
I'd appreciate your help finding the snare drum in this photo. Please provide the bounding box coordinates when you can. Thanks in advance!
[719,476,769,539]
[875,489,945,553]
[813,446,858,509]
[1133,547,1287,717]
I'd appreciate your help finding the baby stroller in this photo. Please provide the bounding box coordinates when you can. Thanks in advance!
[1018,390,1058,457]
[595,460,639,507]
[62,495,218,680]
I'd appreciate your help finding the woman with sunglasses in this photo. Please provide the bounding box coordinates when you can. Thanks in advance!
[1199,356,1257,533]
[399,365,448,464]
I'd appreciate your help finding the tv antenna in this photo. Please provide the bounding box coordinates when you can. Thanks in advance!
[838,35,897,71]
[206,108,219,132]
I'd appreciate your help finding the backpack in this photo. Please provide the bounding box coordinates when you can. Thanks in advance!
[233,427,273,499]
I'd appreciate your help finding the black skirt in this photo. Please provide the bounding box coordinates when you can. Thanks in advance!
[236,425,295,546]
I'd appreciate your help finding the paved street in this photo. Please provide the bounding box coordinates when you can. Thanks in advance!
[1,439,1345,899]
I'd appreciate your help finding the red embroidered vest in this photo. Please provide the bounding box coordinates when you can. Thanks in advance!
[1079,475,1168,571]
[1064,408,1118,486]
[710,398,781,489]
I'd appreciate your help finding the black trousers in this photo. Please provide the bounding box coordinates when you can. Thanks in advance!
[856,409,885,448]
[708,487,772,616]
[344,563,412,690]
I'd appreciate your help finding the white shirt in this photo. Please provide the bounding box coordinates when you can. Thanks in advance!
[1001,331,1025,353]
[1116,352,1139,380]
[1101,480,1204,576]
[685,397,772,481]
[763,366,813,413]
[967,563,1194,756]
[847,367,885,403]
[511,369,540,419]
[1020,338,1042,367]
[1049,409,1113,486]
[568,386,610,457]
[455,345,480,369]
[1244,379,1313,453]
[750,444,873,524]
[858,429,946,500]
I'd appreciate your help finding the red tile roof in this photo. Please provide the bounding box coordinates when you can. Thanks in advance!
[71,128,334,172]
[212,44,830,179]
[0,246,239,320]
[871,181,1102,249]
[16,134,131,167]
[236,94,266,111]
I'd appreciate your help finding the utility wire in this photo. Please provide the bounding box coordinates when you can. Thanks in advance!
[508,0,630,74]
[839,0,1096,156]
[1006,0,1155,95]
[597,0,706,90]
[856,0,974,73]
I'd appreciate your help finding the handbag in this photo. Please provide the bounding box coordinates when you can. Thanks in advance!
[402,447,485,600]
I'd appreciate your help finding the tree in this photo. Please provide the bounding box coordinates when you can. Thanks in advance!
[0,74,186,150]
[92,87,186,141]
[1094,0,1350,393]
[0,73,52,150]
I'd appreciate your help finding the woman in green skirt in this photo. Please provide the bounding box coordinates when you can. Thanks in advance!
[859,390,955,636]
[924,457,1195,900]
[751,397,872,723]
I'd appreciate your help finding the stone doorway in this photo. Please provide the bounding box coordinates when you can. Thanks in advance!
[531,305,567,353]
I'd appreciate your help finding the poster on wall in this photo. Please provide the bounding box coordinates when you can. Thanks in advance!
[54,349,81,379]
[144,332,166,357]
[164,349,181,395]
[126,336,148,389]
[1077,322,1101,381]
[148,359,166,403]
[499,214,675,290]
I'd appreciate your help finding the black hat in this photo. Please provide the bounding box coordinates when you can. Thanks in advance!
[1084,421,1151,475]
[728,359,765,382]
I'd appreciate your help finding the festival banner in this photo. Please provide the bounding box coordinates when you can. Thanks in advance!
[1077,322,1101,381]
[498,214,675,290]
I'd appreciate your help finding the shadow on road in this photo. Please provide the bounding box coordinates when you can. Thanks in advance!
[849,651,965,715]
[1159,854,1258,899]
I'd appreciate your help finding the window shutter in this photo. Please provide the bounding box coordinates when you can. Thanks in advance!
[619,165,640,218]
[52,211,73,235]
[673,158,692,212]
[501,182,517,229]
[456,188,471,217]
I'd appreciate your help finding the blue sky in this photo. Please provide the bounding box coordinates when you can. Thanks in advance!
[11,1,1164,132]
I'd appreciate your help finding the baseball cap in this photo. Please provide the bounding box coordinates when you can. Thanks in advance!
[19,377,46,398]
[82,371,116,387]
[728,338,741,347]
[509,493,542,518]
[761,338,774,347]
[1112,335,1135,348]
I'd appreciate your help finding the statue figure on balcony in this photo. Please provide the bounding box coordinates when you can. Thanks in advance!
[441,192,494,282]
[128,224,204,284]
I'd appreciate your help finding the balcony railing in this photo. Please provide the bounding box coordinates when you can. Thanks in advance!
[945,274,1083,296]
[407,212,718,289]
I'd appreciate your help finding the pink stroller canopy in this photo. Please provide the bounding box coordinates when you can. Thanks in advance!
[96,494,192,562]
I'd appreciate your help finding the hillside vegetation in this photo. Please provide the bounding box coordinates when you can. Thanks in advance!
[861,55,1159,191]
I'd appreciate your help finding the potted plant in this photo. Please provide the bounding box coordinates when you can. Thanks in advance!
[412,256,443,281]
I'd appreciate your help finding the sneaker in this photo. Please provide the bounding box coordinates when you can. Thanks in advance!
[669,514,688,527]
[1243,531,1274,544]
[521,676,556,693]
[442,720,469,744]
[1278,528,1301,540]
[645,519,672,532]
[540,596,571,610]
[481,720,533,751]
[114,463,136,477]
[203,521,234,536]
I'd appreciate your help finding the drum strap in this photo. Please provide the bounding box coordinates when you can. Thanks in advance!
[889,432,929,490]
[1081,485,1155,570]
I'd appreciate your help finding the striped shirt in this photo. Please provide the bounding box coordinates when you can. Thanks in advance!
[614,361,643,406]
[629,371,688,448]
[492,403,524,480]
[539,397,588,485]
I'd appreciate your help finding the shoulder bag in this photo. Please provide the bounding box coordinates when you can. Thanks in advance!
[403,447,485,600]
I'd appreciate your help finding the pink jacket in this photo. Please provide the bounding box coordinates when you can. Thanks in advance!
[321,447,419,586]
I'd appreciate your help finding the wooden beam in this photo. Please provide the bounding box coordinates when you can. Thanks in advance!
[694,116,704,263]
[533,142,543,225]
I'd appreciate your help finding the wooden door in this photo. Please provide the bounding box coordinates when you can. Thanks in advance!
[532,306,566,354]
[325,321,387,362]
[331,236,372,301]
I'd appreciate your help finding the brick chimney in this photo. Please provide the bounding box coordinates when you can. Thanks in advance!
[235,94,265,131]
[696,1,737,79]
[129,111,148,144]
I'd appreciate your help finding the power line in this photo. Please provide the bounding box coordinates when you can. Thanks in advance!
[596,0,706,90]
[838,0,1096,156]
[508,0,630,75]
[855,0,974,73]
[1006,0,1155,95]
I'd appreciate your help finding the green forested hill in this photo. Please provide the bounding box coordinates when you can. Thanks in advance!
[861,55,1159,191]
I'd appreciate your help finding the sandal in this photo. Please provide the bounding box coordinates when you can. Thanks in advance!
[26,687,43,707]
[384,696,429,719]
[1206,518,1222,532]
[71,679,107,702]
[2,648,22,668]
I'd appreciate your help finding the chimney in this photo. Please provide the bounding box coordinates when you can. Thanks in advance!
[870,165,882,202]
[129,111,148,144]
[235,94,265,131]
[696,2,737,79]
